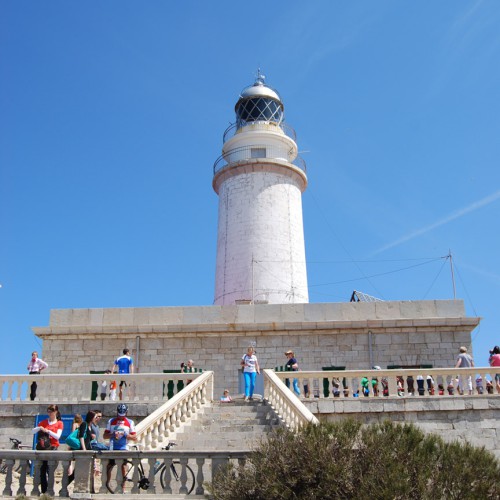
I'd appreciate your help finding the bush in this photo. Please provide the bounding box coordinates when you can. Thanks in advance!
[207,420,500,500]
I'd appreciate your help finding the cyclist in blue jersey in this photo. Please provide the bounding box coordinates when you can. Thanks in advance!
[111,348,134,400]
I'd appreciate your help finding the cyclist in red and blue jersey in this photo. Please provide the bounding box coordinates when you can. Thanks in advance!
[104,404,137,492]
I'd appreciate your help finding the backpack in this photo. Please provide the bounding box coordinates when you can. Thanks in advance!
[36,433,52,450]
[66,422,88,450]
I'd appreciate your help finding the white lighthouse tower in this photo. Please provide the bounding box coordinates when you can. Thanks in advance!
[213,71,309,305]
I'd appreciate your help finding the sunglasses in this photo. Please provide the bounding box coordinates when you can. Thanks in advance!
[47,408,56,412]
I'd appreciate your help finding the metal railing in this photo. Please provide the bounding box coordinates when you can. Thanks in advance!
[213,144,307,175]
[223,121,297,143]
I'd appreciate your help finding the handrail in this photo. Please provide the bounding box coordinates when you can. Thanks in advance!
[223,121,297,143]
[274,367,500,398]
[0,372,201,402]
[263,369,319,430]
[135,371,214,449]
[213,144,307,175]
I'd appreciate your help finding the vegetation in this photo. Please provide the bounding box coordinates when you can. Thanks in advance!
[208,420,500,500]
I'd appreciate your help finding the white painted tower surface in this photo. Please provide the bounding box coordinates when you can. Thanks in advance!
[213,72,309,305]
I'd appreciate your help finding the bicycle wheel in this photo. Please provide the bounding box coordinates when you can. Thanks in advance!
[105,460,135,494]
[160,461,195,495]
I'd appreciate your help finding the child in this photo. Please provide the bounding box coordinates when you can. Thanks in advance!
[360,376,370,397]
[109,380,117,401]
[220,389,232,402]
[438,383,445,396]
[101,370,111,401]
[427,375,435,396]
[476,376,484,395]
[397,376,405,397]
[332,378,341,398]
[486,380,494,394]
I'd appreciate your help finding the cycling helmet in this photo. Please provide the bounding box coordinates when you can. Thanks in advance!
[117,403,128,416]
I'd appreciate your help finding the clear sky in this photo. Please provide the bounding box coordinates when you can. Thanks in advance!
[1,1,499,374]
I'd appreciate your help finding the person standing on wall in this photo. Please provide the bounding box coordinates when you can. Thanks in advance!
[241,346,260,402]
[27,351,48,401]
[111,348,134,400]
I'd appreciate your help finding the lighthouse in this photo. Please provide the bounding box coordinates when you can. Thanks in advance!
[213,71,309,305]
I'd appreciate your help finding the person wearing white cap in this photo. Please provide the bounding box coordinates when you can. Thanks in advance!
[285,350,301,397]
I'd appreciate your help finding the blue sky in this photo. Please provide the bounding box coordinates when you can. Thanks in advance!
[1,1,499,373]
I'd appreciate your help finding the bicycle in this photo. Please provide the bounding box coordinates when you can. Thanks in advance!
[105,442,195,494]
[0,438,33,474]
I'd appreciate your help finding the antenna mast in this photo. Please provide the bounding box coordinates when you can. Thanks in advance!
[448,250,456,299]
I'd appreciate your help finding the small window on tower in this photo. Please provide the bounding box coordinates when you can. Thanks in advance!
[251,147,266,158]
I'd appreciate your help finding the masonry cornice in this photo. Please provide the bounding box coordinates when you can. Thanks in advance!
[33,316,480,339]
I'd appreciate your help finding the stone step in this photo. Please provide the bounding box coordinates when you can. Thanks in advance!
[188,418,275,428]
[177,430,268,443]
[150,399,283,453]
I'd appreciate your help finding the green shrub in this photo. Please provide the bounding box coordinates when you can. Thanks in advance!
[207,420,500,500]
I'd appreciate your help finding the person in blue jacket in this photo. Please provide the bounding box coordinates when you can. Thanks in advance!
[111,348,134,400]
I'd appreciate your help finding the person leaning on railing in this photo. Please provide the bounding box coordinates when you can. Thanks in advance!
[489,346,500,394]
[455,346,474,395]
[27,351,48,401]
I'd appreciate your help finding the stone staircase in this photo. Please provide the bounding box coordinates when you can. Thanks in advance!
[172,398,283,451]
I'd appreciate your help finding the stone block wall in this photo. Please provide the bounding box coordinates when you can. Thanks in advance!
[305,396,500,460]
[33,301,479,397]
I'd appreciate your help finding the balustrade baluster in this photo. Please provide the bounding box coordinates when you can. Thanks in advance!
[161,457,173,494]
[59,458,71,497]
[158,417,165,442]
[46,458,57,496]
[146,428,153,450]
[31,459,42,496]
[14,380,21,401]
[16,458,29,496]
[98,458,110,494]
[195,456,205,495]
[146,457,156,494]
[2,459,14,496]
[130,456,141,493]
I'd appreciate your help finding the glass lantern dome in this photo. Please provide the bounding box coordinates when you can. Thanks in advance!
[235,71,284,128]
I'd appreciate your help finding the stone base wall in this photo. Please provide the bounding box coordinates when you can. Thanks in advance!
[305,396,500,460]
[33,301,479,397]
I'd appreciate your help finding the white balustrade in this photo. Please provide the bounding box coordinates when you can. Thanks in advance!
[0,372,201,402]
[0,447,248,497]
[134,371,213,449]
[273,367,500,399]
[263,369,319,430]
